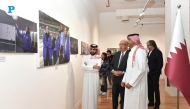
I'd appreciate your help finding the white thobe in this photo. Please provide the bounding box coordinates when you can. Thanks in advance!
[122,46,149,109]
[81,55,101,109]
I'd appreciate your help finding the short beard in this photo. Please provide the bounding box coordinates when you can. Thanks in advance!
[90,52,96,56]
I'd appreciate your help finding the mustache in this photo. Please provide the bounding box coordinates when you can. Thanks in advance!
[90,52,96,55]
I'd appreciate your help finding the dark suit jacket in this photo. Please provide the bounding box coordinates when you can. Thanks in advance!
[147,48,163,75]
[110,50,130,84]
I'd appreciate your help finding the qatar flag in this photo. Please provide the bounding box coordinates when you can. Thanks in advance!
[165,9,190,105]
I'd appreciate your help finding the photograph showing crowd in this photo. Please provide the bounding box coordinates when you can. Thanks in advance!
[70,37,78,54]
[38,10,70,67]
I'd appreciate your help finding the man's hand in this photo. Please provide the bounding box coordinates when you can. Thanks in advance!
[15,24,18,28]
[112,70,123,76]
[125,83,132,89]
[121,82,125,87]
[93,64,100,70]
[117,71,124,76]
[84,62,87,66]
[112,70,119,76]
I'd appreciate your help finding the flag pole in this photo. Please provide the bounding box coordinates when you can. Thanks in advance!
[177,89,179,109]
[176,5,181,109]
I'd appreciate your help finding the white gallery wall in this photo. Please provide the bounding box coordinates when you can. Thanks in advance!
[165,0,189,96]
[99,12,166,79]
[0,0,100,109]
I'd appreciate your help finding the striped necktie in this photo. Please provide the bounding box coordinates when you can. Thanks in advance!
[118,52,124,67]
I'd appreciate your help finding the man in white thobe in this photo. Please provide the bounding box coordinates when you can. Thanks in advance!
[81,44,101,109]
[121,33,149,109]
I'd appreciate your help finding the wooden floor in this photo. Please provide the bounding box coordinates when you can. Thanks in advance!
[78,79,190,109]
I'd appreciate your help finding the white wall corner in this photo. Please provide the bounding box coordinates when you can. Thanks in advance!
[165,84,184,96]
[165,87,177,96]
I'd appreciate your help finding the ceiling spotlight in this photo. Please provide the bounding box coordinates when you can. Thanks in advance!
[136,18,141,23]
[140,24,143,28]
[140,12,145,17]
[134,23,138,27]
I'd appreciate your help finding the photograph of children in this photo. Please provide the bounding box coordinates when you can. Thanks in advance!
[70,37,78,54]
[0,9,37,53]
[107,48,120,55]
[38,10,70,68]
[81,41,90,55]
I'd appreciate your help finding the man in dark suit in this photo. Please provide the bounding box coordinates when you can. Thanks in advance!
[110,39,130,109]
[147,40,163,109]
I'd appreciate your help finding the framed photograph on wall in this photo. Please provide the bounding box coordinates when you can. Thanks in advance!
[107,48,120,55]
[70,37,78,54]
[0,9,37,53]
[81,41,90,55]
[38,10,70,68]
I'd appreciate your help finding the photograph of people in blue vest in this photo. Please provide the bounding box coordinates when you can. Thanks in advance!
[0,9,37,53]
[38,10,70,67]
[81,41,90,55]
[70,37,78,54]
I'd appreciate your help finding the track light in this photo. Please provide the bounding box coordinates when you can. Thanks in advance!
[140,24,143,28]
[140,12,145,17]
[134,0,152,27]
[136,18,141,23]
[134,23,138,27]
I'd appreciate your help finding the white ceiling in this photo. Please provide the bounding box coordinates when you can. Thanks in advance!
[94,0,165,12]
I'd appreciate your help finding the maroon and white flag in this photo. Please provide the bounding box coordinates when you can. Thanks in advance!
[165,9,190,105]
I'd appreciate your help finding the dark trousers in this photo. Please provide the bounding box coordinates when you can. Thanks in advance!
[148,73,161,107]
[44,49,52,66]
[107,70,113,85]
[23,49,30,53]
[59,46,64,64]
[112,82,125,109]
[53,51,57,65]
[64,55,69,63]
[101,76,107,92]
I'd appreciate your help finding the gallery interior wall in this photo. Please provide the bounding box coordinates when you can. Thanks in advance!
[0,0,100,109]
[99,12,166,79]
[165,0,189,96]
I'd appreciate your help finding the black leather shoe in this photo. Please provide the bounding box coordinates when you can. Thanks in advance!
[154,106,159,109]
[148,103,154,107]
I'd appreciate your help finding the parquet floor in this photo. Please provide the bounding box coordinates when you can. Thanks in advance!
[77,79,190,109]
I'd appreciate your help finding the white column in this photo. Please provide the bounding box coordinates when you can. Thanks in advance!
[165,0,189,96]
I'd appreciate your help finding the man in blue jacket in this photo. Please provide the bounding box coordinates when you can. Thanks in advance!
[58,25,66,64]
[43,26,53,66]
[52,33,60,65]
[63,29,70,63]
[15,24,32,52]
